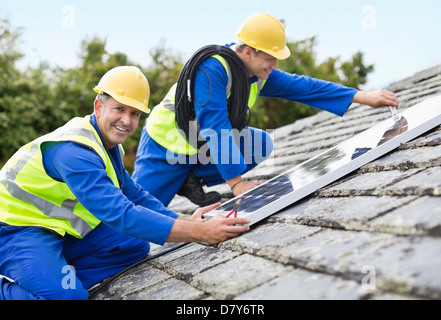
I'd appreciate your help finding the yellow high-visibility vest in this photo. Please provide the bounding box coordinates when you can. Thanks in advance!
[0,115,122,238]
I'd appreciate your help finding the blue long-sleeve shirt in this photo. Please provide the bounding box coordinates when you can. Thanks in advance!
[43,114,178,245]
[193,54,358,181]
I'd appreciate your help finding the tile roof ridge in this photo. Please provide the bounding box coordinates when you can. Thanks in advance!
[387,63,441,92]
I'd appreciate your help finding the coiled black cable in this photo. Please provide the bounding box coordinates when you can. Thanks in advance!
[175,44,251,146]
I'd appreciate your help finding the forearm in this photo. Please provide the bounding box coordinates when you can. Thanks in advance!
[226,175,261,196]
[226,176,243,189]
[166,218,201,243]
[352,89,399,108]
[352,91,371,105]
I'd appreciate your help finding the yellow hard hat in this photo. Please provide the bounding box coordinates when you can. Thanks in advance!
[93,66,150,114]
[236,13,291,60]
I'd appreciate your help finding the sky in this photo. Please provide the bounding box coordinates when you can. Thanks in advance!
[1,0,440,90]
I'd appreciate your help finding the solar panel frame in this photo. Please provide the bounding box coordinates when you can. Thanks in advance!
[203,94,441,226]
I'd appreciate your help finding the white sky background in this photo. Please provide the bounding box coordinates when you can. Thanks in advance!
[1,0,440,89]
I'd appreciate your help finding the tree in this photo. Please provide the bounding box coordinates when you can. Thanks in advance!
[0,18,66,164]
[340,51,374,88]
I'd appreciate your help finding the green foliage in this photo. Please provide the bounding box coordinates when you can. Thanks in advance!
[340,51,374,88]
[52,36,133,119]
[0,18,68,163]
[0,18,374,172]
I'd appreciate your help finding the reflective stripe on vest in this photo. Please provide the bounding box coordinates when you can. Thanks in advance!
[146,55,266,155]
[0,115,122,238]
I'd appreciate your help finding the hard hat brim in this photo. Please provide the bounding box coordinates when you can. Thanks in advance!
[94,88,150,114]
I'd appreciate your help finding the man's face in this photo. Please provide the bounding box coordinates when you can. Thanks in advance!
[242,47,278,79]
[94,96,142,149]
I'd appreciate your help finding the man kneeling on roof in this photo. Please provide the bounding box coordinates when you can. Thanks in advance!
[0,66,250,300]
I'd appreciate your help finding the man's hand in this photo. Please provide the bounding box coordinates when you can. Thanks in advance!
[353,89,399,109]
[190,202,220,221]
[167,202,250,245]
[197,215,250,245]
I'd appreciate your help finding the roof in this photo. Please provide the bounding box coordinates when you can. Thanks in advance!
[92,63,441,301]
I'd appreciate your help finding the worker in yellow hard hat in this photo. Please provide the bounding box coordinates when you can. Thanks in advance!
[0,66,250,300]
[132,12,399,208]
[235,12,291,60]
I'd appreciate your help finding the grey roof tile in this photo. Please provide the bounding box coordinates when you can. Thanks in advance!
[92,263,172,300]
[189,254,291,300]
[370,196,441,236]
[269,195,418,232]
[125,277,206,300]
[365,236,441,299]
[153,246,241,282]
[219,223,321,255]
[235,268,366,300]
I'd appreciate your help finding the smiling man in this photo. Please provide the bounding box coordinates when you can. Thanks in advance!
[0,66,250,300]
[132,13,399,208]
[94,92,142,148]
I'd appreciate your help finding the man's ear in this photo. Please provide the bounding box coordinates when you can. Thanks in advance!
[237,46,253,62]
[94,99,102,118]
[244,46,256,59]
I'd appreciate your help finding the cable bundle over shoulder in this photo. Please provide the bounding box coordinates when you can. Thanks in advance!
[175,45,251,146]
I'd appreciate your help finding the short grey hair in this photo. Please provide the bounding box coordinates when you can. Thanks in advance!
[235,40,259,54]
[95,92,110,106]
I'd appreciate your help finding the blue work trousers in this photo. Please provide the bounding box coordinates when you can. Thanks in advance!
[132,126,273,206]
[0,223,149,300]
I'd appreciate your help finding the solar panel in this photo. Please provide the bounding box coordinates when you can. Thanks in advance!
[203,94,441,225]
